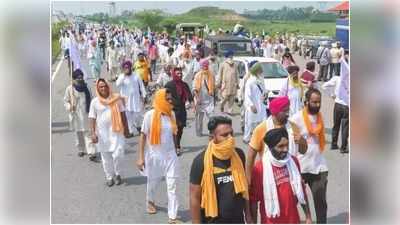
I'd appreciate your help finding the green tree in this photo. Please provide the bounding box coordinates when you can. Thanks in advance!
[134,9,165,31]
[160,17,178,34]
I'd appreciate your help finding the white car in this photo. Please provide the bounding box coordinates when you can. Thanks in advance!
[234,56,289,108]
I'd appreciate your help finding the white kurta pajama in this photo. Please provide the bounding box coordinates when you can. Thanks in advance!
[106,47,119,79]
[63,85,96,155]
[279,79,303,117]
[194,75,215,136]
[116,73,147,134]
[243,76,267,142]
[180,59,195,90]
[88,98,126,180]
[141,110,180,220]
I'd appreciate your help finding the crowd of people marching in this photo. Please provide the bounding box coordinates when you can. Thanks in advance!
[59,23,349,224]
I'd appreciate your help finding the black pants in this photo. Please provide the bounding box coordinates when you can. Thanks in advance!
[332,103,349,150]
[318,64,329,81]
[329,63,341,79]
[302,172,328,224]
[176,125,184,149]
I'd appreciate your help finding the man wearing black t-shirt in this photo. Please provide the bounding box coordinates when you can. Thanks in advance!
[189,116,252,224]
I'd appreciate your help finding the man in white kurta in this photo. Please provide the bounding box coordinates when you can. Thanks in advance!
[288,88,328,224]
[116,60,147,135]
[193,60,215,137]
[156,64,173,88]
[279,65,304,117]
[89,80,128,186]
[243,63,267,143]
[106,41,119,82]
[63,69,96,160]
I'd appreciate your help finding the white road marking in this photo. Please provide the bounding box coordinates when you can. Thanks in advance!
[51,59,64,83]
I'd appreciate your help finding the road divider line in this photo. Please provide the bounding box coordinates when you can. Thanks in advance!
[51,59,64,83]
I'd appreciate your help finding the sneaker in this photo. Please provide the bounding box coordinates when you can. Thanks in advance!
[78,151,85,157]
[114,175,122,185]
[331,144,339,150]
[340,148,349,154]
[106,179,114,187]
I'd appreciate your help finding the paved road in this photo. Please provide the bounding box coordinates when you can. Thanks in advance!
[51,53,349,223]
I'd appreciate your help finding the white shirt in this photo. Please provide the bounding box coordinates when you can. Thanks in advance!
[141,110,179,179]
[265,116,298,156]
[106,47,119,68]
[88,97,126,153]
[116,73,146,112]
[262,43,274,58]
[244,75,267,123]
[322,59,349,106]
[180,59,195,88]
[63,85,90,132]
[279,78,304,117]
[289,110,328,174]
[156,72,172,87]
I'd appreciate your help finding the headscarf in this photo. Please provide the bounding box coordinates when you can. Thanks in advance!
[250,62,262,76]
[72,69,91,113]
[121,60,132,75]
[201,136,248,218]
[248,60,258,69]
[287,65,304,98]
[269,96,290,116]
[224,49,234,58]
[302,107,326,151]
[194,63,214,96]
[172,68,190,103]
[150,89,177,145]
[95,79,125,134]
[199,58,209,68]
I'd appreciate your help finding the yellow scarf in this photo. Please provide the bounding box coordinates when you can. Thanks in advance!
[201,136,249,218]
[150,89,177,145]
[194,69,214,96]
[289,75,304,99]
[302,108,326,151]
[96,80,125,134]
[134,59,150,82]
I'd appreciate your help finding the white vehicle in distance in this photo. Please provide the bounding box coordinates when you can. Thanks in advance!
[235,57,289,110]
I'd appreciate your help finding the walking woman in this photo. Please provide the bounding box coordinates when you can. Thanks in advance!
[137,88,180,223]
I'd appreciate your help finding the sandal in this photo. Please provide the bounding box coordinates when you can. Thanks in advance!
[147,201,157,214]
[168,218,178,224]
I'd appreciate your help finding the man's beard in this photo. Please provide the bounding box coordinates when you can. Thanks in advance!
[271,147,288,160]
[308,105,320,114]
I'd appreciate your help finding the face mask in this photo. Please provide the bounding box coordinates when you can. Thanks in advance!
[308,105,320,114]
[270,147,288,160]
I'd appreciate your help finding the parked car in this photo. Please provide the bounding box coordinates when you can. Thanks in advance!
[234,57,289,111]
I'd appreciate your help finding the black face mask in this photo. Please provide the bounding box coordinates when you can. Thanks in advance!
[270,147,287,160]
[308,105,320,114]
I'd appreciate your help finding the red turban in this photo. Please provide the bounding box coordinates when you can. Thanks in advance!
[269,96,290,116]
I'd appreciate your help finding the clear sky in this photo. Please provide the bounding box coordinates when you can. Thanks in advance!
[52,1,341,15]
